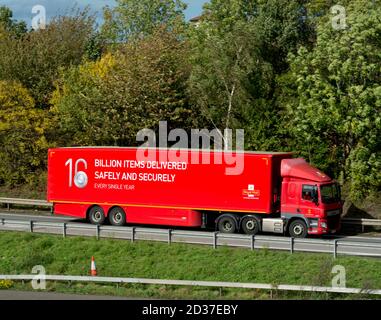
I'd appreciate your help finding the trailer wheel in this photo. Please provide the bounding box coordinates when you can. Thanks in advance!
[108,207,126,226]
[288,220,308,238]
[88,206,105,225]
[217,216,237,233]
[241,216,260,235]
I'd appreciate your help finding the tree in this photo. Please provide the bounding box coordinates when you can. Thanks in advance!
[52,29,196,147]
[0,9,97,108]
[0,6,27,38]
[0,81,50,186]
[101,0,187,43]
[288,0,381,200]
[188,0,314,150]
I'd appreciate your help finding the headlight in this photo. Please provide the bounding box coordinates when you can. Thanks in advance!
[321,222,327,229]
[309,220,318,227]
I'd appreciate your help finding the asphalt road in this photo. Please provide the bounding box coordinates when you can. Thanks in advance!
[0,211,79,222]
[0,290,138,300]
[1,211,381,257]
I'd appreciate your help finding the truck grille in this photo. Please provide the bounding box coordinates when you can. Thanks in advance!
[327,210,341,230]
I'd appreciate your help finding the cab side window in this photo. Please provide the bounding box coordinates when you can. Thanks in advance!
[302,185,315,201]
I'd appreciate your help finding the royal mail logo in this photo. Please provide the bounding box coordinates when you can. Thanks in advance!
[243,184,260,200]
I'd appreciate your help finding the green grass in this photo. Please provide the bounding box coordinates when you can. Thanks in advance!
[0,231,381,299]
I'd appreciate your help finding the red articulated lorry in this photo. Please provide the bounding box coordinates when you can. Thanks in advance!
[47,147,342,238]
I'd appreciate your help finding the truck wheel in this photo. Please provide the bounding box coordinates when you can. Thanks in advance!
[108,207,126,226]
[88,206,105,225]
[241,216,260,235]
[217,216,237,233]
[288,220,308,238]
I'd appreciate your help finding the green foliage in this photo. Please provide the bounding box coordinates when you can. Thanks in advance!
[0,280,13,289]
[289,0,381,199]
[0,81,51,186]
[52,29,196,146]
[0,9,97,108]
[188,0,313,150]
[101,0,187,43]
[0,2,379,203]
[0,6,27,38]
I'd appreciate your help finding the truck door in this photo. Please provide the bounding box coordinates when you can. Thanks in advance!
[281,182,299,215]
[299,184,319,219]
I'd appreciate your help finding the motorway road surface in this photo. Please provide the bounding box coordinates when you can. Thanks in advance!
[0,211,380,241]
[0,290,141,300]
[0,211,381,258]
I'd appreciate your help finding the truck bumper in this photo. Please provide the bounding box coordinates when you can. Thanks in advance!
[308,227,338,235]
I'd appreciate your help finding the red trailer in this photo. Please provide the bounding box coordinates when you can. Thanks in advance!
[47,147,342,238]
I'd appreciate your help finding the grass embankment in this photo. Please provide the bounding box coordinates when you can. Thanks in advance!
[0,231,381,299]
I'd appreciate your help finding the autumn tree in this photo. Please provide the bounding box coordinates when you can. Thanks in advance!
[0,81,50,186]
[0,6,27,38]
[52,29,196,146]
[0,8,97,108]
[102,0,187,43]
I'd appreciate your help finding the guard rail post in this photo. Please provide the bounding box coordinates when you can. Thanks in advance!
[96,225,100,240]
[213,232,218,249]
[333,239,338,259]
[131,227,135,243]
[290,237,294,254]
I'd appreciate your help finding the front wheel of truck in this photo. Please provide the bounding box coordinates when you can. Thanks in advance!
[288,220,308,238]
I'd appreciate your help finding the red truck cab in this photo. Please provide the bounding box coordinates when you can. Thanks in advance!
[280,158,342,237]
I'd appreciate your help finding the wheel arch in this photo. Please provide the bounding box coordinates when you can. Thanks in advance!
[285,216,309,229]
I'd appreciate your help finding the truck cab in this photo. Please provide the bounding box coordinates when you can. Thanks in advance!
[280,158,342,238]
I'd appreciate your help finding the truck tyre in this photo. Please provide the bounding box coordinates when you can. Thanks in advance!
[241,216,260,235]
[288,220,308,238]
[217,216,237,233]
[108,207,126,226]
[88,206,105,225]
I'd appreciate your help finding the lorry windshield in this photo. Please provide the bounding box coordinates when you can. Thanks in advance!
[320,183,341,204]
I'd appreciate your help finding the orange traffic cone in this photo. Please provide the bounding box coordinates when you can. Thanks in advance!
[91,256,97,276]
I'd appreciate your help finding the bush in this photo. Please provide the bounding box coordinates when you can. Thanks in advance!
[0,80,51,186]
[0,280,14,289]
